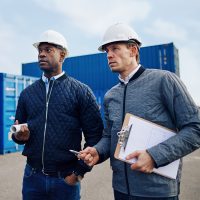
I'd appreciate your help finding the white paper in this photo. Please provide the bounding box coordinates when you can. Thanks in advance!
[118,115,180,179]
[10,123,28,133]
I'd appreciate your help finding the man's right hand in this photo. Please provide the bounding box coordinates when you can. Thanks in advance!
[79,147,99,167]
[14,120,30,141]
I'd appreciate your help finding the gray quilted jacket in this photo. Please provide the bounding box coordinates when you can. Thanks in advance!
[95,66,200,197]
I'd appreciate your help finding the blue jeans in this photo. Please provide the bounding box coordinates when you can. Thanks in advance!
[22,164,80,200]
[114,190,179,200]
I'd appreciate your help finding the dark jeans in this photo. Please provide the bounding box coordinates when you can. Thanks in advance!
[22,164,80,200]
[114,190,179,200]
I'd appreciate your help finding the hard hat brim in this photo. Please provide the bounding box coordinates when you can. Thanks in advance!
[33,41,67,50]
[32,41,68,57]
[98,39,142,52]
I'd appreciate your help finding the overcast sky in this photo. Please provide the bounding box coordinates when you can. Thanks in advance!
[0,0,199,105]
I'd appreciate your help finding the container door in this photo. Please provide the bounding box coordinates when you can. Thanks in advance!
[0,73,4,154]
[2,74,37,154]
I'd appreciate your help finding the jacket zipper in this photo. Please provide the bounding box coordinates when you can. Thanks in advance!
[122,83,130,195]
[42,80,55,174]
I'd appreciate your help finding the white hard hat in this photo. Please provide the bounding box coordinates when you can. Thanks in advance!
[33,30,68,55]
[98,23,142,52]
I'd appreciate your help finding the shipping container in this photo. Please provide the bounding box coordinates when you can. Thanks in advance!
[22,43,180,90]
[140,43,179,76]
[0,73,37,154]
[22,42,179,125]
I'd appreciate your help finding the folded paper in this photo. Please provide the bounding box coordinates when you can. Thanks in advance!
[10,123,28,133]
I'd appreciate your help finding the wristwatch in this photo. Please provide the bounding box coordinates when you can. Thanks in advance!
[72,171,83,182]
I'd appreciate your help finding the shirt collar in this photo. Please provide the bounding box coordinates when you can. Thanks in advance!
[42,71,65,83]
[118,64,141,84]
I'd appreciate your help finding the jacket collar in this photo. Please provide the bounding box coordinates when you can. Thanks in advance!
[40,72,67,83]
[119,65,146,84]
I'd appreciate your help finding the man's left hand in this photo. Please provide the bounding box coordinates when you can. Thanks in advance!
[64,173,79,185]
[126,150,155,173]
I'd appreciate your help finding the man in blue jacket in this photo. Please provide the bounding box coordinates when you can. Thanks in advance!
[80,23,200,200]
[12,30,103,200]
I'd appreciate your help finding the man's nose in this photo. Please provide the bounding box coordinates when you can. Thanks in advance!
[107,51,113,59]
[38,50,46,58]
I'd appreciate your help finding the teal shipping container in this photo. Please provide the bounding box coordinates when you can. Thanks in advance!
[0,73,37,154]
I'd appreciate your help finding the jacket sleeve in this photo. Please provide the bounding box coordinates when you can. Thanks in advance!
[75,85,104,175]
[94,93,111,163]
[12,91,28,145]
[147,72,200,167]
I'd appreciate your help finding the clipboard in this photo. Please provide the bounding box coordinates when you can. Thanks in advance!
[114,113,180,179]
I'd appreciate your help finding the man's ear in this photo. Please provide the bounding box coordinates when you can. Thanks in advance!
[130,45,138,57]
[60,51,66,62]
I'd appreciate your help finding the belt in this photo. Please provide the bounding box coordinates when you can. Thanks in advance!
[26,163,72,178]
[41,169,69,178]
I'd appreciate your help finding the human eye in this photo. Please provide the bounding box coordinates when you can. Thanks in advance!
[46,47,52,53]
[112,46,119,51]
[38,48,43,54]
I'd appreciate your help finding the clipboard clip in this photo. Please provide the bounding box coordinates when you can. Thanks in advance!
[117,124,132,150]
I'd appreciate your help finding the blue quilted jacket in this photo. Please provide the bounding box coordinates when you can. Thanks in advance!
[12,73,103,176]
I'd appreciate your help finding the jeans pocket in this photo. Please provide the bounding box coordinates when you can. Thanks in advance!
[24,164,34,178]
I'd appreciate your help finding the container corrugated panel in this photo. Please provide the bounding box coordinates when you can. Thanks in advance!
[93,89,107,121]
[0,73,38,154]
[22,54,118,91]
[140,43,180,76]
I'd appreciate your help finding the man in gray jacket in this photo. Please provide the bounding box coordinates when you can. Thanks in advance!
[80,23,200,200]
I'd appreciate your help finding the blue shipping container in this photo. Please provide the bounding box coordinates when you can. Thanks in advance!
[22,42,179,91]
[0,73,38,154]
[140,43,179,75]
[22,42,179,124]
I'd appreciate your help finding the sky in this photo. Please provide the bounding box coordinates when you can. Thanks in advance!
[0,0,200,105]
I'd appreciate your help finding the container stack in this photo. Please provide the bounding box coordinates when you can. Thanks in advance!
[22,42,179,121]
[0,42,179,154]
